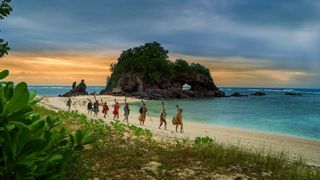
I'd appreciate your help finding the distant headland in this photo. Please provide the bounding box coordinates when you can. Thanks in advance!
[99,42,225,99]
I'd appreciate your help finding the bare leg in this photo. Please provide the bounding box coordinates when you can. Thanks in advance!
[180,123,183,133]
[176,124,178,132]
[164,121,167,130]
[159,121,163,129]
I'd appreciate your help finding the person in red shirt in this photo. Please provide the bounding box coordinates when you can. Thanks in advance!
[113,100,120,121]
[102,102,109,118]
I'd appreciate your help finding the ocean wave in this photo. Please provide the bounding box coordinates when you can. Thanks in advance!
[283,89,294,92]
[263,89,295,92]
[29,86,67,89]
[303,91,320,95]
[248,89,260,92]
[263,89,282,92]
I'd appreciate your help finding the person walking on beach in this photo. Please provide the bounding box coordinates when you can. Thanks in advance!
[87,99,93,115]
[172,105,184,133]
[139,101,148,125]
[123,98,130,123]
[101,99,109,118]
[113,99,120,121]
[66,97,72,111]
[159,101,167,130]
[93,100,99,117]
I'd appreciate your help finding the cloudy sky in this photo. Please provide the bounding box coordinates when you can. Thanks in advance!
[1,0,320,87]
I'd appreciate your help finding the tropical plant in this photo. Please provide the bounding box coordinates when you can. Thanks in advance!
[0,0,12,58]
[194,136,214,146]
[0,70,92,179]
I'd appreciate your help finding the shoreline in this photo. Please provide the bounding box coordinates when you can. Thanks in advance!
[183,119,320,142]
[38,95,320,166]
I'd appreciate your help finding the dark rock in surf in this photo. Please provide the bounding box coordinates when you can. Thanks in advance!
[63,79,88,97]
[230,92,248,97]
[285,92,302,96]
[250,91,266,96]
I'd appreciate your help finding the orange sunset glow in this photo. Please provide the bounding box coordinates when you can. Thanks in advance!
[1,52,315,87]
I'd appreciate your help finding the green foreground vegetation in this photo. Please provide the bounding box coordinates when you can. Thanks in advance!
[33,106,320,179]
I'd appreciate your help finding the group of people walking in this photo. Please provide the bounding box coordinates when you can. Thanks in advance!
[66,97,184,133]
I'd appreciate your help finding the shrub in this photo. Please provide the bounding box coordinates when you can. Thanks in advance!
[194,136,214,146]
[0,70,92,179]
[174,59,190,73]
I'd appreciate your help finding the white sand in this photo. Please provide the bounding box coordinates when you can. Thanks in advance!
[38,95,320,166]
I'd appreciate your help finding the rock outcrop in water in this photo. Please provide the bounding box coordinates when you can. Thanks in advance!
[63,80,88,97]
[251,91,266,96]
[100,42,225,99]
[285,92,302,96]
[230,92,248,97]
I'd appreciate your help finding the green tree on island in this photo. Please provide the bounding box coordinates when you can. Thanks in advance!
[108,42,212,88]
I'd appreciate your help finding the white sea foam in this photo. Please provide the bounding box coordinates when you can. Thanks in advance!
[248,89,260,91]
[263,89,282,92]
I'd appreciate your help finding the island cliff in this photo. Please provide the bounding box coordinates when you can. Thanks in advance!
[100,42,225,99]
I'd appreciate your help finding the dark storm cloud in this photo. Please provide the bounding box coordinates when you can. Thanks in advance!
[2,0,320,76]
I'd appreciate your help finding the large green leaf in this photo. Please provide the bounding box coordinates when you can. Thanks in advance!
[29,118,45,131]
[4,81,13,100]
[7,109,34,126]
[12,128,30,160]
[10,121,29,129]
[47,154,63,165]
[4,82,30,113]
[0,95,4,114]
[0,70,9,80]
[20,139,47,157]
[28,91,39,106]
[74,129,83,145]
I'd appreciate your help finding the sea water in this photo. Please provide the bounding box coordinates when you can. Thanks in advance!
[28,86,104,96]
[30,86,320,141]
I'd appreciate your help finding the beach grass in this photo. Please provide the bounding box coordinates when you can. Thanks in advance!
[34,106,320,179]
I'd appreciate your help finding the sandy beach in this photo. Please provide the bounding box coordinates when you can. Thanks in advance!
[39,95,320,167]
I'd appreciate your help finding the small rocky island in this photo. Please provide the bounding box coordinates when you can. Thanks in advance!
[100,42,225,99]
[62,80,88,97]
